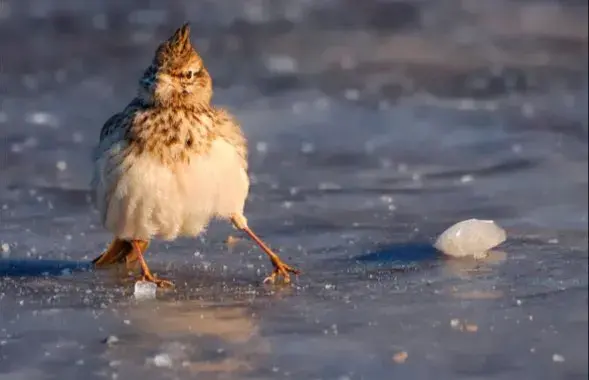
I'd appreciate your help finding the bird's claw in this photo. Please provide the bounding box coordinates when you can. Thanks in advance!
[263,261,300,285]
[141,275,175,289]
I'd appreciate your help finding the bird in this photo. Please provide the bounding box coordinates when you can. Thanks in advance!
[90,23,299,287]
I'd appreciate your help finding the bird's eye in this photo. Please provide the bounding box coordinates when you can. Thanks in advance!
[185,71,193,79]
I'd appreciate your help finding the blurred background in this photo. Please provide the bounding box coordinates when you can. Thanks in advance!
[0,1,587,380]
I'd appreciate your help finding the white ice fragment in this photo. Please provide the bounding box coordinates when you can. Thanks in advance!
[56,160,67,171]
[60,268,72,276]
[434,219,506,258]
[152,353,173,368]
[134,281,157,300]
[450,319,461,329]
[256,141,268,153]
[552,354,565,363]
[1,243,10,253]
[380,195,394,204]
[25,112,59,127]
[264,55,298,74]
[460,174,474,183]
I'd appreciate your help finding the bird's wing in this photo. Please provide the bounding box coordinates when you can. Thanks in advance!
[99,98,144,142]
[212,106,248,171]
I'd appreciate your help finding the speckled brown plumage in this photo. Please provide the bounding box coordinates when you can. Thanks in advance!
[91,23,297,287]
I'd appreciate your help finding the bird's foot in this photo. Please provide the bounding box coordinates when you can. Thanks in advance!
[263,259,300,285]
[140,273,175,288]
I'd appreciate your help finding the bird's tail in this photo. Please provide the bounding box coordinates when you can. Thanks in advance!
[92,238,140,267]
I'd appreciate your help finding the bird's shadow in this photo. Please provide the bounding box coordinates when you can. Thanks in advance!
[353,242,441,266]
[0,258,92,277]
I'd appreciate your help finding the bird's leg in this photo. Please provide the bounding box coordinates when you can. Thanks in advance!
[231,214,300,284]
[130,240,174,288]
[125,241,149,270]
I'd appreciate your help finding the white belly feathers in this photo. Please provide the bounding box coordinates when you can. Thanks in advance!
[94,138,249,241]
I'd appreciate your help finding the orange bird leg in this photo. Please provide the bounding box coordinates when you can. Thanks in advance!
[231,215,300,284]
[130,240,174,288]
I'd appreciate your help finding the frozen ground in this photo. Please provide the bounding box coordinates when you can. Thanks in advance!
[0,1,587,379]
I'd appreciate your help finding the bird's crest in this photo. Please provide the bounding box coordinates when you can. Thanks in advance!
[154,23,199,69]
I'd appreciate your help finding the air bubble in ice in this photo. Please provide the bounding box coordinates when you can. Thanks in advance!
[434,219,506,258]
[134,281,157,300]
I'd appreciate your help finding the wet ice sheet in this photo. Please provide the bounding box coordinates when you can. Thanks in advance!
[0,0,588,379]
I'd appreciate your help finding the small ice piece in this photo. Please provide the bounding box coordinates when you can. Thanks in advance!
[256,141,268,153]
[450,319,461,329]
[460,174,474,183]
[56,160,67,171]
[134,281,157,299]
[434,219,506,258]
[25,112,59,127]
[552,354,565,363]
[103,335,119,345]
[152,353,173,368]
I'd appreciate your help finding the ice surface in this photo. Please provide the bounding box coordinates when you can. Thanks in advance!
[434,219,507,258]
[0,2,587,380]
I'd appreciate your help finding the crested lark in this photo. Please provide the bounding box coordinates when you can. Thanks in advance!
[91,23,299,287]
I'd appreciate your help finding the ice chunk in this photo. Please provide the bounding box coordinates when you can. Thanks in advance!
[434,219,506,258]
[103,335,119,345]
[152,353,173,368]
[25,111,59,127]
[134,281,157,299]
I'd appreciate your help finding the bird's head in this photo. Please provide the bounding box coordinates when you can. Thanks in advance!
[138,23,212,107]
